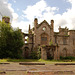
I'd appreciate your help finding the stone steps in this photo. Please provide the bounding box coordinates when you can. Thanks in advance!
[19,62,45,65]
[55,63,75,65]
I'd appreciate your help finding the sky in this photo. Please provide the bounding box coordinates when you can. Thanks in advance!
[0,0,75,32]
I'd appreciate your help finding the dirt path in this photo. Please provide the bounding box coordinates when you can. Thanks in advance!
[0,62,75,75]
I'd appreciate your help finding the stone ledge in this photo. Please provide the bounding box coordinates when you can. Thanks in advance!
[0,71,6,74]
[27,70,74,74]
[55,63,75,65]
[6,70,27,71]
[19,62,45,65]
[0,63,10,64]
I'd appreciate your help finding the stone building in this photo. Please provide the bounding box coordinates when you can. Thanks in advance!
[2,16,75,60]
[22,18,75,60]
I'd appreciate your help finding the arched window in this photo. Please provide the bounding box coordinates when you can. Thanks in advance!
[41,33,48,45]
[63,38,67,45]
[24,47,29,58]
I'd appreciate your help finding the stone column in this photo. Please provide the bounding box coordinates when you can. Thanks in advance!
[54,46,57,60]
[57,46,60,60]
[41,47,47,60]
[54,46,60,60]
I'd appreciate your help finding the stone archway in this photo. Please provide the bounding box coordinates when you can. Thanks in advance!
[41,45,59,60]
[47,48,54,59]
[62,48,67,57]
[24,47,29,58]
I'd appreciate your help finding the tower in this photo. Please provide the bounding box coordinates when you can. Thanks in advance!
[2,16,10,24]
[28,24,32,34]
[50,20,54,44]
[34,18,38,29]
[51,20,54,31]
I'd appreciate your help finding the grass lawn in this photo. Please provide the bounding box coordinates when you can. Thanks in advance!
[0,59,75,64]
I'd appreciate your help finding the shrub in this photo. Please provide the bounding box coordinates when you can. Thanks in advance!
[37,47,41,59]
[49,40,53,46]
[30,51,38,59]
[60,56,75,60]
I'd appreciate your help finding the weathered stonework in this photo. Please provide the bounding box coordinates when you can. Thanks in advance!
[22,18,75,59]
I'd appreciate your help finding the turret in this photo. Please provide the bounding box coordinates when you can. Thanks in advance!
[51,20,54,31]
[34,18,38,28]
[2,16,10,24]
[28,24,32,34]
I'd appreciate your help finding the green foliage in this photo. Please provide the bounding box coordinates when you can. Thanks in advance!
[49,40,53,46]
[1,58,74,63]
[3,16,10,18]
[30,46,41,59]
[42,45,46,47]
[0,21,24,59]
[37,46,41,59]
[30,51,38,59]
[47,56,53,60]
[60,56,75,60]
[27,37,29,43]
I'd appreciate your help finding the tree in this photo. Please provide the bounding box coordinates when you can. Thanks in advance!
[0,21,24,58]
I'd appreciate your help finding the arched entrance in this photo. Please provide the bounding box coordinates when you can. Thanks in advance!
[24,47,29,58]
[47,48,54,60]
[41,45,59,60]
[41,33,49,45]
[62,48,67,57]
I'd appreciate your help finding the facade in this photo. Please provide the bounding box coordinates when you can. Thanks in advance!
[23,18,75,60]
[2,16,75,59]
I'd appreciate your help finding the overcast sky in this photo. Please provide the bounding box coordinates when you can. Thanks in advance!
[0,0,75,32]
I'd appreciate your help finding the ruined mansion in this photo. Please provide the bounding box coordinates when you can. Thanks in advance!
[22,18,75,60]
[2,17,75,60]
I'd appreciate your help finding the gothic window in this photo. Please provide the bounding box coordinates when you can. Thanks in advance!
[63,38,67,45]
[25,36,28,43]
[42,27,46,31]
[41,33,48,45]
[41,37,47,41]
[55,37,57,43]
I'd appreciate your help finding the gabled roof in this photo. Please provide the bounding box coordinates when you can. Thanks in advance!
[36,20,50,28]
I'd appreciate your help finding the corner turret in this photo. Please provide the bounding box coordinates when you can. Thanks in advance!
[2,16,10,24]
[34,18,38,28]
[51,20,54,31]
[28,24,32,34]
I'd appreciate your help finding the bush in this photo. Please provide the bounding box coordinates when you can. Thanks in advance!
[30,51,38,59]
[60,56,75,60]
[49,40,53,46]
[0,21,24,59]
[37,47,41,59]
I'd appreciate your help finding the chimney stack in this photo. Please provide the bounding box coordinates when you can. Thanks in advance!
[34,18,38,28]
[51,20,54,31]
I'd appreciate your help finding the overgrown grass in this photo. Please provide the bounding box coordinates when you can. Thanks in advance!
[0,59,8,62]
[0,59,75,64]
